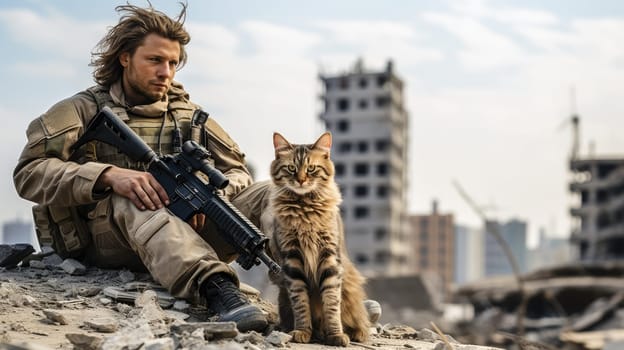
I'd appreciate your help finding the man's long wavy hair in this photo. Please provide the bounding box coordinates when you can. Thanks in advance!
[90,2,190,88]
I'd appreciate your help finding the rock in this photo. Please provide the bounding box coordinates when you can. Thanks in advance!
[0,243,35,268]
[265,330,292,347]
[9,294,37,307]
[118,270,135,283]
[239,282,260,296]
[42,309,68,325]
[364,299,382,323]
[235,331,265,344]
[99,322,154,350]
[41,254,64,267]
[28,260,46,270]
[143,338,175,350]
[172,300,189,311]
[65,333,104,350]
[84,318,119,333]
[170,322,238,340]
[76,286,101,297]
[114,303,133,314]
[60,259,86,275]
[164,309,189,321]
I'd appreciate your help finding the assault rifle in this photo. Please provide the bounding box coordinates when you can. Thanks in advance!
[72,106,280,274]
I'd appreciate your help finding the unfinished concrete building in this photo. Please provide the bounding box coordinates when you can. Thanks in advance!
[318,59,411,276]
[409,200,455,298]
[570,158,624,261]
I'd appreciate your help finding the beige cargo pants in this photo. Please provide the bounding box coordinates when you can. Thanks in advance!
[86,180,273,300]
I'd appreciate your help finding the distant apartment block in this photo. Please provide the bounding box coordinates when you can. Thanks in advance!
[484,219,528,277]
[527,228,572,271]
[319,59,410,276]
[454,225,484,285]
[409,201,455,297]
[569,157,624,261]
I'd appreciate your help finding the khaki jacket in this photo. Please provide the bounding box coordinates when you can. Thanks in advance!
[14,81,252,210]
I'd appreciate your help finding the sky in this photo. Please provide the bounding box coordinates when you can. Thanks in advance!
[2,0,624,248]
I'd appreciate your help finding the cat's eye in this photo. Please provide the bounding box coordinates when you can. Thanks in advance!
[307,165,316,173]
[287,165,296,173]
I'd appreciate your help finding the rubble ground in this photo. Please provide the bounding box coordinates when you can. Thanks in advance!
[0,259,502,350]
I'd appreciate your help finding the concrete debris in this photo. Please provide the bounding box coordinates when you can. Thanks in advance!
[0,265,502,350]
[453,262,624,349]
[0,244,35,268]
[60,258,87,275]
[265,330,292,347]
[42,309,68,325]
[99,321,154,350]
[118,270,135,283]
[41,253,63,267]
[170,322,238,340]
[65,333,104,350]
[84,318,119,333]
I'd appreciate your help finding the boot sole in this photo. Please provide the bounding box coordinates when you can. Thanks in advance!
[218,304,268,333]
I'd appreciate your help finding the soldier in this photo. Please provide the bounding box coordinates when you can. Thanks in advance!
[13,3,268,332]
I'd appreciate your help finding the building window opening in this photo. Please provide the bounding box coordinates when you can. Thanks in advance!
[335,163,345,176]
[376,139,389,152]
[337,98,350,112]
[377,185,388,198]
[377,162,389,175]
[339,77,349,89]
[354,206,370,219]
[354,163,369,176]
[354,185,369,197]
[338,142,352,153]
[337,119,350,132]
[375,228,387,241]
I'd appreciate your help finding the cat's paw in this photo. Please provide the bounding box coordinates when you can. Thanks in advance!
[325,333,350,347]
[290,330,312,343]
[348,327,369,342]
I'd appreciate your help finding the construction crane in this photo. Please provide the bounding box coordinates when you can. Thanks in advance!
[452,179,527,336]
[557,86,581,161]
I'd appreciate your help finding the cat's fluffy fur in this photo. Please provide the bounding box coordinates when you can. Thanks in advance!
[262,132,370,346]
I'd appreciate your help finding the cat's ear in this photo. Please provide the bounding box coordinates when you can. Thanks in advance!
[273,132,293,157]
[313,132,332,157]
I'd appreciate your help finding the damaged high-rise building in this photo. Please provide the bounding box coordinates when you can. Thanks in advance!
[318,59,411,276]
[570,158,624,261]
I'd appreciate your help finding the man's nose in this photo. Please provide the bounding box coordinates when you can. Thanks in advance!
[157,63,173,78]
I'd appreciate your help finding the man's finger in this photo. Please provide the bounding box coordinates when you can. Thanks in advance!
[149,177,170,206]
[135,187,156,211]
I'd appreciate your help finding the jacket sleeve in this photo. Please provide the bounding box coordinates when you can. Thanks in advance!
[204,118,253,200]
[13,98,112,207]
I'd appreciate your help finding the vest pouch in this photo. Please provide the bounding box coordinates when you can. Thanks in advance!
[32,204,91,258]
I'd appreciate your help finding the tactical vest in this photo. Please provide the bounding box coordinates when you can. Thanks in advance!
[33,85,210,259]
[84,85,205,169]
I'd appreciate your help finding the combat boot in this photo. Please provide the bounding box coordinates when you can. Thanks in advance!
[200,273,267,333]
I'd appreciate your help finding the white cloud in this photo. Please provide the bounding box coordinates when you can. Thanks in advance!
[450,0,559,25]
[313,20,443,68]
[187,22,239,52]
[241,21,322,57]
[0,8,105,59]
[422,12,526,70]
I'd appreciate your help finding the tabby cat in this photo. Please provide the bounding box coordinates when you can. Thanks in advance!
[262,132,370,346]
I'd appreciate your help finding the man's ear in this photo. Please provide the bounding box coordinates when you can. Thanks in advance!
[119,52,130,68]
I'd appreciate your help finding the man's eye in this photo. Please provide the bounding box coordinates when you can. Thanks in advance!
[287,165,296,173]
